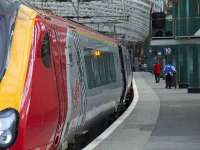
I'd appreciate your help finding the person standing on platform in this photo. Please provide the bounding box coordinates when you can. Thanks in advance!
[153,62,161,83]
[163,64,176,88]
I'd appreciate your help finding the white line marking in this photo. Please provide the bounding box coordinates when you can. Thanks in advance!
[82,77,139,150]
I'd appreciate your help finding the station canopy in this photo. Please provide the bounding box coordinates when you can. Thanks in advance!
[28,0,164,42]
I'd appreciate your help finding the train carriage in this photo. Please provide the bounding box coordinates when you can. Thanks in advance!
[0,1,133,149]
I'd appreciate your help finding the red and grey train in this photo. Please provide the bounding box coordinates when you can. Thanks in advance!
[0,1,133,149]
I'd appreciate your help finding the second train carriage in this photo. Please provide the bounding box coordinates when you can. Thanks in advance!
[0,1,133,149]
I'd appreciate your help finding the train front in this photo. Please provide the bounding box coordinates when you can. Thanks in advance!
[0,1,37,149]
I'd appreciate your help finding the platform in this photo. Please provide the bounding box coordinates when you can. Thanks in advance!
[84,72,200,150]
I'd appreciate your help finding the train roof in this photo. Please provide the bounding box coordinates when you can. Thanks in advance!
[24,2,118,45]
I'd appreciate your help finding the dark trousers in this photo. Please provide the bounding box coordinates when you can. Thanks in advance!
[165,74,172,88]
[155,73,160,83]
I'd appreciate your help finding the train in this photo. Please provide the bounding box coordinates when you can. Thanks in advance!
[0,1,133,149]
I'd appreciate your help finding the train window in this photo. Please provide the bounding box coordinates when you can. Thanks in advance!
[0,2,18,80]
[41,33,51,68]
[84,51,116,89]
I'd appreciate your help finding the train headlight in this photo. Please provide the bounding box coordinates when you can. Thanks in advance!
[0,109,18,149]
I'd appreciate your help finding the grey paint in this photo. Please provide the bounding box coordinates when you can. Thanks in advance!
[95,72,200,150]
[94,72,160,150]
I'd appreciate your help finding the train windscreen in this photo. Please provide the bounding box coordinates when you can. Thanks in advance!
[0,1,19,80]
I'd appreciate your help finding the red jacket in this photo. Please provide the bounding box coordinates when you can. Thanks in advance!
[153,63,161,74]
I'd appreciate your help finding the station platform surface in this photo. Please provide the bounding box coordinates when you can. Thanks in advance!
[93,72,200,150]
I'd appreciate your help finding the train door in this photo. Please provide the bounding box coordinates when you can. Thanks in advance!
[118,45,127,102]
[122,46,132,87]
[25,25,60,149]
[48,28,68,147]
[66,29,87,133]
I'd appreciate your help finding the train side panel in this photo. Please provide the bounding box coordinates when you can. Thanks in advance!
[61,28,124,142]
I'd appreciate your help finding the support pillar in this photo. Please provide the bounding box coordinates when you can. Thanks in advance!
[175,47,180,85]
[188,46,193,85]
[178,45,189,88]
[188,46,200,93]
[187,0,200,92]
[174,0,198,88]
[179,46,189,88]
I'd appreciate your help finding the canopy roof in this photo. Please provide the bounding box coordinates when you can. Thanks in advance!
[29,0,164,42]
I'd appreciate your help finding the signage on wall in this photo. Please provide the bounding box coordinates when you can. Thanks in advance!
[165,48,172,55]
